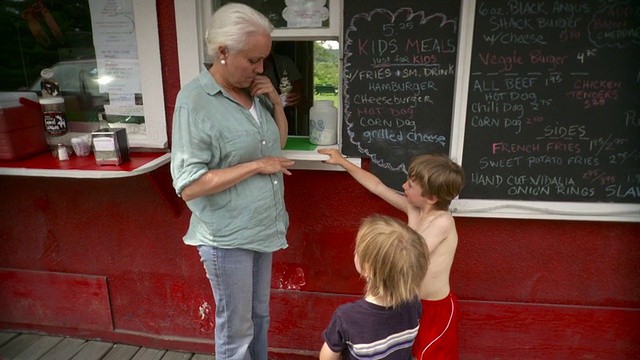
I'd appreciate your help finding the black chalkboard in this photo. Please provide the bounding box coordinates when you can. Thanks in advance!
[341,0,461,190]
[460,0,640,203]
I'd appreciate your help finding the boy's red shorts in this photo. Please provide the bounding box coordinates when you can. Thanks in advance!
[412,292,459,360]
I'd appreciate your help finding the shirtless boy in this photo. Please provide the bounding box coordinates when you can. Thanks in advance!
[318,149,465,360]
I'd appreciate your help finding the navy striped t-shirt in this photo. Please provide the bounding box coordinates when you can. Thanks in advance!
[322,298,421,359]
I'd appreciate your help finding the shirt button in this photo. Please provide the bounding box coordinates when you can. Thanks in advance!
[261,140,266,145]
[273,180,278,185]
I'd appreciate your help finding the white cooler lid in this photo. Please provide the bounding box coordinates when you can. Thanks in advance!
[0,91,39,109]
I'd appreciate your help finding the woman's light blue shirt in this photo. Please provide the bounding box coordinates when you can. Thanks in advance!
[171,70,288,252]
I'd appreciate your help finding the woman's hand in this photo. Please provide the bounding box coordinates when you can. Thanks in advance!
[250,75,282,107]
[181,156,295,201]
[250,75,288,147]
[256,156,294,176]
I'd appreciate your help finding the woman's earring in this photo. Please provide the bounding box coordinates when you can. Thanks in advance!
[221,59,226,65]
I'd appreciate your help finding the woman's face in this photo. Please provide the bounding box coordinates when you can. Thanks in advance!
[225,32,272,88]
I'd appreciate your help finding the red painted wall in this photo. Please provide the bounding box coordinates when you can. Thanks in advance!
[1,1,639,359]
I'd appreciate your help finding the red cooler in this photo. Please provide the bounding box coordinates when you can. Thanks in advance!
[0,92,48,160]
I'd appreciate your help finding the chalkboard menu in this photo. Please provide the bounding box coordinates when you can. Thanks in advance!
[461,0,640,203]
[342,0,461,190]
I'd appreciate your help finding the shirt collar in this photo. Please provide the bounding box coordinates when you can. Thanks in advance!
[198,69,223,96]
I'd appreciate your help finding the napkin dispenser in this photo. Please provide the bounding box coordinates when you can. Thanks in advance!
[91,127,130,165]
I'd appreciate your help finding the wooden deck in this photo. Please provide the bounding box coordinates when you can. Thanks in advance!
[0,332,215,360]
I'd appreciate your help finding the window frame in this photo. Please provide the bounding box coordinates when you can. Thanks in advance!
[1,0,167,149]
[175,0,341,85]
[130,0,168,149]
[174,0,355,166]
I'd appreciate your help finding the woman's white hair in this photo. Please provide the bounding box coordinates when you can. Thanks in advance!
[205,3,273,60]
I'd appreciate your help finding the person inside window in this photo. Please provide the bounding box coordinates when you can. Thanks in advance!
[261,45,307,134]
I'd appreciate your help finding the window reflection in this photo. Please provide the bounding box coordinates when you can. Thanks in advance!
[2,1,94,92]
[1,0,145,132]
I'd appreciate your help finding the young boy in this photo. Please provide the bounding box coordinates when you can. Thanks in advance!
[318,149,465,360]
[320,215,429,360]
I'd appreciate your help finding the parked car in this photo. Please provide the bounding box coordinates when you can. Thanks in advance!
[30,60,104,95]
[28,59,108,123]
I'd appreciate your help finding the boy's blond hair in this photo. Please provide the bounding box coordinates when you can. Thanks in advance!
[408,153,465,211]
[355,215,429,308]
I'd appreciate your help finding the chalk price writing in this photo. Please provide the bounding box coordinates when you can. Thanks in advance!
[589,136,628,153]
[609,149,639,165]
[544,74,562,86]
[584,97,607,108]
[576,49,597,63]
[530,98,553,110]
[526,115,544,124]
[583,169,616,185]
[382,22,413,37]
[559,30,581,42]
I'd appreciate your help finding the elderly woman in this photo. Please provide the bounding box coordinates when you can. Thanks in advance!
[170,3,293,359]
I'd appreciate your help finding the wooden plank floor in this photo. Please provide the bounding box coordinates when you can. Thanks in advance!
[0,331,216,360]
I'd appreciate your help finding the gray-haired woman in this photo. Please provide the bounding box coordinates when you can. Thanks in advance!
[170,3,293,359]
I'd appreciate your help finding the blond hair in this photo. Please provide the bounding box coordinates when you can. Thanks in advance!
[355,215,429,308]
[408,153,465,211]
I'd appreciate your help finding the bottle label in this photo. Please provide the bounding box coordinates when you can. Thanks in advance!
[41,78,60,97]
[43,110,68,136]
[309,118,337,145]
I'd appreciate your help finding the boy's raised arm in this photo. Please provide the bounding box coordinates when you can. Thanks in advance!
[318,148,408,212]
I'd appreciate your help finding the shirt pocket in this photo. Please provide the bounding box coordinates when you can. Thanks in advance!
[218,127,262,164]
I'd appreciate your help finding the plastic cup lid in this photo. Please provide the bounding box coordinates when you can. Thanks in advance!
[40,68,55,79]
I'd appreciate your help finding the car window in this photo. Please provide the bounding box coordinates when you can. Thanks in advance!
[30,60,106,97]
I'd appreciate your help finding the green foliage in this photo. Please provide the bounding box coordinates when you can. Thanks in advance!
[314,62,339,88]
[313,41,338,89]
[314,41,336,62]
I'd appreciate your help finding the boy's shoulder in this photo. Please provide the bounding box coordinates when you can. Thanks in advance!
[428,211,456,228]
[411,209,456,234]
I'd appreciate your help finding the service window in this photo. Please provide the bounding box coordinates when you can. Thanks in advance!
[1,0,167,148]
[175,0,341,138]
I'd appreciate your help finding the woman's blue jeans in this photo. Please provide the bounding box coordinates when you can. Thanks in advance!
[198,245,273,360]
